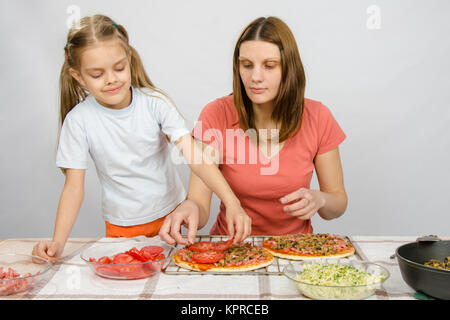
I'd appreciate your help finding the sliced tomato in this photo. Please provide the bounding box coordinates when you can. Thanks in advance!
[88,245,167,279]
[153,253,165,261]
[112,253,136,265]
[96,265,121,277]
[140,246,164,260]
[126,247,147,262]
[192,250,225,264]
[141,246,164,256]
[188,241,216,252]
[98,256,112,264]
[213,238,234,251]
[117,265,146,278]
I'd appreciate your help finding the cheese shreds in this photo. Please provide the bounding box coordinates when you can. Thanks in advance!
[295,263,386,286]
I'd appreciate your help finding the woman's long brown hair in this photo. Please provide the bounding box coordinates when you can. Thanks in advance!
[232,17,306,143]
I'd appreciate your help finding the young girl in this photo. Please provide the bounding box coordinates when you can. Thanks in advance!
[32,14,245,262]
[160,16,348,244]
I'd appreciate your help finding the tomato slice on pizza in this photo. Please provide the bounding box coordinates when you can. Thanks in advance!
[192,251,225,264]
[212,238,234,251]
[187,241,217,252]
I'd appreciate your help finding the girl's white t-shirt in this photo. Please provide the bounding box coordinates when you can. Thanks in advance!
[56,86,189,226]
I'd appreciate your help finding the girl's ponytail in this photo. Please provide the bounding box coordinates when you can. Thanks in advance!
[129,45,156,91]
[113,23,157,92]
[128,44,180,117]
[59,59,87,126]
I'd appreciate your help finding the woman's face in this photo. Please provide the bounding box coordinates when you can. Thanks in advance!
[70,39,132,110]
[238,40,282,108]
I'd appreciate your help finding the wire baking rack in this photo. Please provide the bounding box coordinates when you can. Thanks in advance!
[162,235,364,276]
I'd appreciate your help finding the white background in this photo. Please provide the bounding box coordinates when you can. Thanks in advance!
[1,0,449,238]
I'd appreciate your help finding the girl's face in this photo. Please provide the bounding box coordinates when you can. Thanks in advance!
[70,39,132,110]
[238,40,282,109]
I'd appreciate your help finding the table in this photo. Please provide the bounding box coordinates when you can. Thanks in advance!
[0,235,442,300]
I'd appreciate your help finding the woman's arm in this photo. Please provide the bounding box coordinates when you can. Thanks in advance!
[186,169,215,230]
[313,147,347,220]
[32,169,85,262]
[281,147,347,220]
[159,140,216,245]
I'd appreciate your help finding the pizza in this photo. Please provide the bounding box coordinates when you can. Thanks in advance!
[173,238,274,272]
[262,233,355,260]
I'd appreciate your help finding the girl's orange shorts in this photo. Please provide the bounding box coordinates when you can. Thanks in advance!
[105,203,180,238]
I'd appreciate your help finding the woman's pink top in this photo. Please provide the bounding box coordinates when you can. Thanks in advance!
[192,95,346,235]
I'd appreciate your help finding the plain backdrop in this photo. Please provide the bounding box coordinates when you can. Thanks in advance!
[1,0,449,239]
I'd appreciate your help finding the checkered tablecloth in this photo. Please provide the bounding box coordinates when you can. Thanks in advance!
[0,235,440,300]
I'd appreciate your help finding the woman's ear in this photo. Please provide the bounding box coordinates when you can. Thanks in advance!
[69,67,85,87]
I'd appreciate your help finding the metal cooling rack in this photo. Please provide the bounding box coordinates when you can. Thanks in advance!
[162,235,364,276]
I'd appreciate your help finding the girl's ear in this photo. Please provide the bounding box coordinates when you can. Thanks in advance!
[69,68,86,87]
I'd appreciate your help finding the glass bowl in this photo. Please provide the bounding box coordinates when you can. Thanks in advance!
[0,254,52,296]
[80,240,174,280]
[283,259,390,300]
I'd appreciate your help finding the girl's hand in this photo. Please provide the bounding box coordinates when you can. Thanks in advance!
[32,241,63,264]
[225,202,252,244]
[280,188,326,220]
[159,200,200,246]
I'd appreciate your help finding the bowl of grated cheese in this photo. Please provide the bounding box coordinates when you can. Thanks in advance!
[283,259,390,300]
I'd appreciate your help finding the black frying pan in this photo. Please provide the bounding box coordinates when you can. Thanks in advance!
[396,239,450,300]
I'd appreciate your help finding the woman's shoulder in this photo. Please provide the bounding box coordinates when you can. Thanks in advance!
[200,94,237,123]
[302,97,336,122]
[203,94,234,111]
[303,97,326,114]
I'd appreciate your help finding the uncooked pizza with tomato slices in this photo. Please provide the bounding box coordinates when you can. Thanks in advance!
[173,238,274,272]
[262,233,355,260]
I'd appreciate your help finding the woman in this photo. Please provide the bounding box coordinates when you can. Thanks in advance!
[159,16,348,245]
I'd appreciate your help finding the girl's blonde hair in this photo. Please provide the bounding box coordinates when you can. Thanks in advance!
[232,17,306,143]
[60,14,170,126]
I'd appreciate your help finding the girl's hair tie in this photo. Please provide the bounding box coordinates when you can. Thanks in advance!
[112,23,119,29]
[64,44,69,61]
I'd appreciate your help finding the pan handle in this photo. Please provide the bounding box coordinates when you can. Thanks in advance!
[416,235,441,242]
[389,235,441,259]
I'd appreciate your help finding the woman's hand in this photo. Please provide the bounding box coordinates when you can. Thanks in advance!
[225,202,252,244]
[32,241,64,264]
[280,188,325,220]
[159,199,200,246]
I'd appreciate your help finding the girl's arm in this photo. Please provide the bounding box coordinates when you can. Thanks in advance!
[175,135,241,209]
[53,168,86,245]
[160,135,251,244]
[32,169,85,262]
